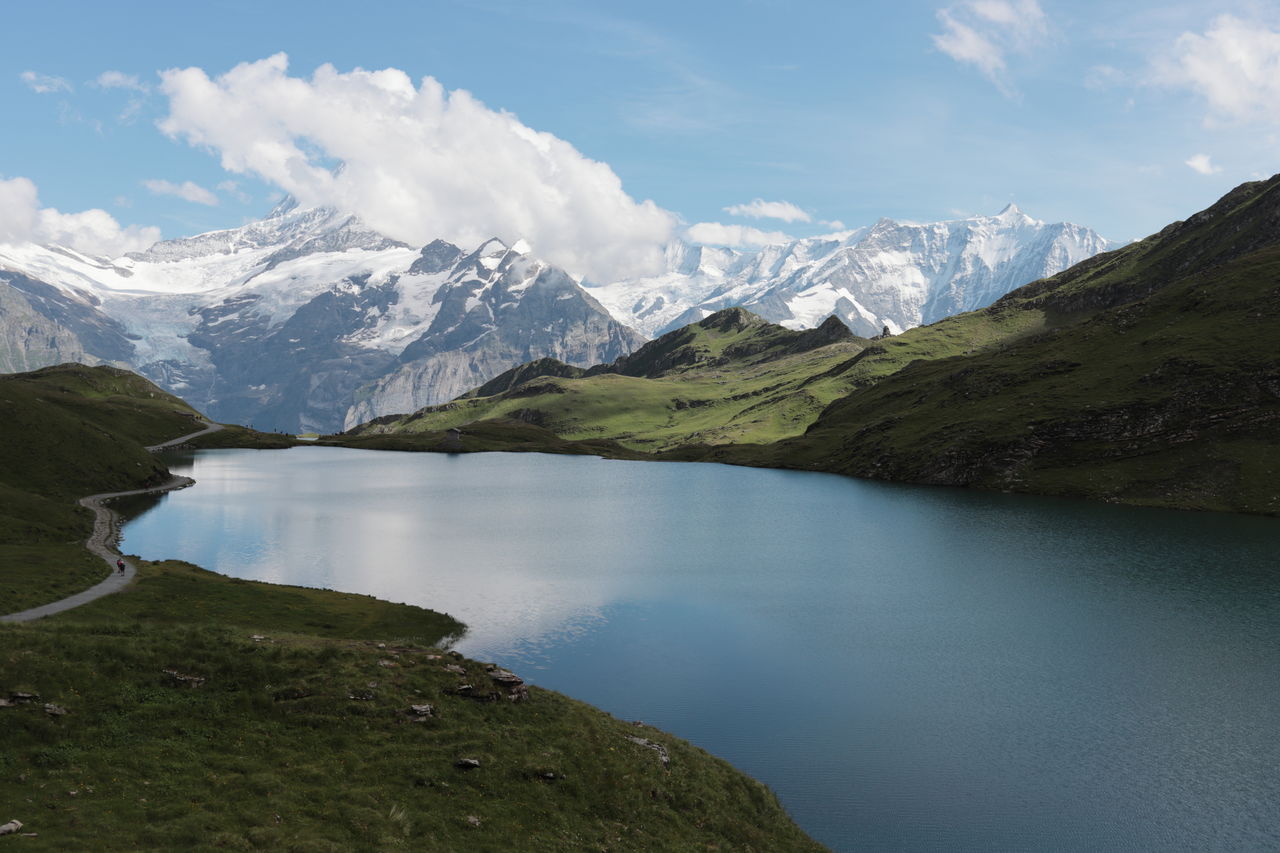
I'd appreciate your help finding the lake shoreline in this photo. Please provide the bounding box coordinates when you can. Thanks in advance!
[321,419,1280,519]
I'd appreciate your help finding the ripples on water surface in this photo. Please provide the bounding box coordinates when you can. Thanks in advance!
[121,447,1280,852]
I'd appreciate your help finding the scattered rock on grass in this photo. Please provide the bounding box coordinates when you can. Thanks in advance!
[406,704,435,722]
[455,758,481,770]
[486,665,529,702]
[625,736,671,768]
[446,666,529,703]
[0,820,22,836]
[43,704,68,717]
[161,669,205,688]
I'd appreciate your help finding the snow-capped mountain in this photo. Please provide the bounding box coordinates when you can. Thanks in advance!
[586,205,1117,338]
[0,202,643,432]
[0,200,1114,432]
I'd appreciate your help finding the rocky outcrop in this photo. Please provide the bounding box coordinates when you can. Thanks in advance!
[0,284,93,372]
[0,271,132,373]
[343,252,643,429]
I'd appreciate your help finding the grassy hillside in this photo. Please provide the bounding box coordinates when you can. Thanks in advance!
[0,557,820,852]
[733,175,1280,514]
[348,309,869,451]
[0,363,200,502]
[0,364,205,610]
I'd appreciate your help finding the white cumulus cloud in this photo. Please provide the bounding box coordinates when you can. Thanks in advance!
[0,176,160,256]
[931,0,1048,96]
[685,221,792,248]
[20,71,72,94]
[1156,15,1280,125]
[723,198,812,223]
[156,54,676,281]
[1185,153,1222,175]
[143,178,219,206]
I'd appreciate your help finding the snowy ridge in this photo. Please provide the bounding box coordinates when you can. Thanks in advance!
[587,206,1115,338]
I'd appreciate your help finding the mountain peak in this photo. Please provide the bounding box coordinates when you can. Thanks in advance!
[409,239,463,275]
[996,202,1023,218]
[698,306,767,332]
[266,195,300,219]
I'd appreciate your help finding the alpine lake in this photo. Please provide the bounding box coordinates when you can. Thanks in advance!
[116,446,1280,852]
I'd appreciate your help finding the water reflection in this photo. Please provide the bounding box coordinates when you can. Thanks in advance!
[121,447,1280,852]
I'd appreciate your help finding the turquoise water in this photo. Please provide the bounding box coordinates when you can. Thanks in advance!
[121,447,1280,851]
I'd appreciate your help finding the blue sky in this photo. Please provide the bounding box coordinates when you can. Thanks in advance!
[3,0,1278,277]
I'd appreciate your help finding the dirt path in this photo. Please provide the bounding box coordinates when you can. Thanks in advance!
[146,419,224,452]
[0,421,224,624]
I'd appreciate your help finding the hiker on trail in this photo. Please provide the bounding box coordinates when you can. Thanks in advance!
[116,559,125,574]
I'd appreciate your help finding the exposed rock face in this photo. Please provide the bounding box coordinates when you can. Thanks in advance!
[0,271,130,372]
[186,274,403,432]
[342,247,644,429]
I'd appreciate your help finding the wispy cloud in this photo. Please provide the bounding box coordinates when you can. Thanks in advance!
[1185,153,1222,175]
[217,180,252,204]
[724,198,812,223]
[94,71,150,93]
[931,0,1049,97]
[20,70,72,94]
[1154,14,1280,125]
[685,221,792,248]
[143,178,219,206]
